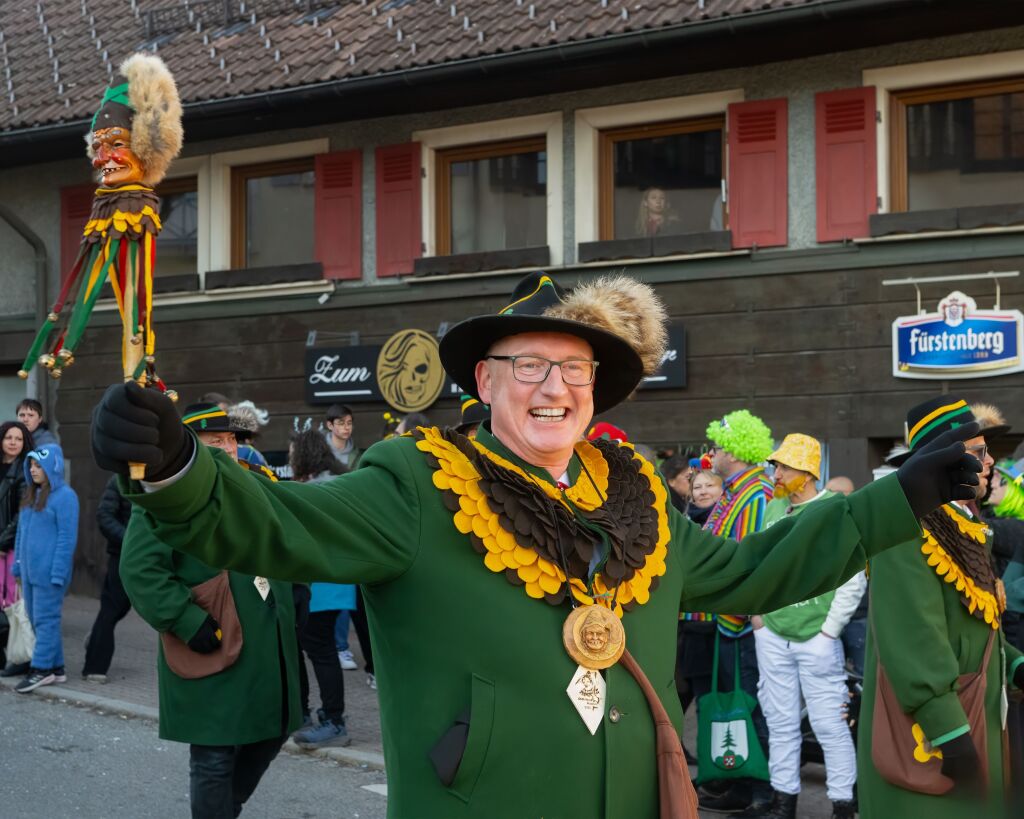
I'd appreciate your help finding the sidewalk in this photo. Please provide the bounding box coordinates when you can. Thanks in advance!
[0,594,385,770]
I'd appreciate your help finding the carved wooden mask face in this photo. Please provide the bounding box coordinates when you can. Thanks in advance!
[91,127,144,185]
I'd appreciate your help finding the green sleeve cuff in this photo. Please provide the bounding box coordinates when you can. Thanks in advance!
[123,441,219,523]
[845,473,922,559]
[1011,656,1024,690]
[914,689,970,744]
[170,603,209,643]
[931,723,971,747]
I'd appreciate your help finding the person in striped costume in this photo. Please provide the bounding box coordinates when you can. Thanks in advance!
[696,409,776,815]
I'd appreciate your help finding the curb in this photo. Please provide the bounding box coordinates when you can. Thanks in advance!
[0,677,386,771]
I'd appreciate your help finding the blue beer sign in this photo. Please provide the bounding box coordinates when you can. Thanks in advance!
[892,291,1024,380]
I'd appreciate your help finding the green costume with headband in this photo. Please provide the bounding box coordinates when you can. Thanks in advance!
[859,396,1024,819]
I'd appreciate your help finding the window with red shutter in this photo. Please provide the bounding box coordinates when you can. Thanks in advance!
[815,87,877,242]
[727,99,788,249]
[60,183,95,283]
[315,150,362,280]
[375,142,421,278]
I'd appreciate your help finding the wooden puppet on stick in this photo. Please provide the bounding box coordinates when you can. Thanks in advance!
[19,54,183,452]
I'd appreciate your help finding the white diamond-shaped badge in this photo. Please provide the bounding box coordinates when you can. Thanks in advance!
[566,664,606,736]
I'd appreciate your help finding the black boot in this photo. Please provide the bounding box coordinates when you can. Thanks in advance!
[737,791,797,819]
[698,786,751,814]
[831,799,856,819]
[733,788,776,818]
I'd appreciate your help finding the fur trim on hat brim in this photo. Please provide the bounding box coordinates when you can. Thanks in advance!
[438,314,644,415]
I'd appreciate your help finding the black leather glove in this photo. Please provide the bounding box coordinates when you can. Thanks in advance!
[91,382,193,481]
[939,732,980,785]
[896,422,982,519]
[187,615,223,654]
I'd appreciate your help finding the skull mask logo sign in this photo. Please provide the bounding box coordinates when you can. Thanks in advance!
[376,329,446,413]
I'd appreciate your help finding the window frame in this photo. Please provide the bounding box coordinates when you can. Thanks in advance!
[153,175,199,276]
[596,115,727,241]
[434,136,549,257]
[229,156,316,269]
[889,74,1024,213]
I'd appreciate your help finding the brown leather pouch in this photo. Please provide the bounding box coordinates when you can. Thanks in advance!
[160,571,244,680]
[871,622,993,795]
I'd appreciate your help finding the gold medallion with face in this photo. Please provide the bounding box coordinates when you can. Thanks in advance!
[562,605,625,670]
[376,329,445,413]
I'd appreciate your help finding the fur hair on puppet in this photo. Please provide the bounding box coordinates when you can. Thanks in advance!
[85,54,183,187]
[545,274,668,376]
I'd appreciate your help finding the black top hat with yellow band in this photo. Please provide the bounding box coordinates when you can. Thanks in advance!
[889,396,978,467]
[182,403,248,435]
[439,271,666,415]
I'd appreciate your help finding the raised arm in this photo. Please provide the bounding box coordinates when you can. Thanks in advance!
[122,438,421,587]
[677,474,920,614]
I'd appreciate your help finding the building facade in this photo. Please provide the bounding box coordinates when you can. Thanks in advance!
[1,0,1023,594]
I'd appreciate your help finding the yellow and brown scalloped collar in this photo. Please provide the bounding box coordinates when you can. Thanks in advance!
[414,426,669,617]
[921,504,1003,629]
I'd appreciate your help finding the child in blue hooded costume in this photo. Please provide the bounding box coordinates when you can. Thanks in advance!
[12,444,79,693]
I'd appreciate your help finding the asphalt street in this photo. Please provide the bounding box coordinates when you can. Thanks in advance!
[0,687,388,819]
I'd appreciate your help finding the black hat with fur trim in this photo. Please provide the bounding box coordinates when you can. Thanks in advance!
[439,272,666,415]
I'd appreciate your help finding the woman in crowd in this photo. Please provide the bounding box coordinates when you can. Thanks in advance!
[687,468,724,527]
[289,430,355,748]
[0,420,34,673]
[12,444,79,693]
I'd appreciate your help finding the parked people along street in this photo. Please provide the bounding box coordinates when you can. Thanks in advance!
[0,420,34,673]
[81,474,134,683]
[696,409,776,816]
[119,403,302,819]
[753,434,863,819]
[289,429,354,749]
[858,397,1024,819]
[92,271,983,819]
[12,444,78,693]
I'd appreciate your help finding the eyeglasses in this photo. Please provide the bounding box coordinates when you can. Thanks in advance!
[486,355,599,386]
[966,444,988,462]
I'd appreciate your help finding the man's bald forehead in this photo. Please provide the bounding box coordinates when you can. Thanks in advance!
[486,331,594,358]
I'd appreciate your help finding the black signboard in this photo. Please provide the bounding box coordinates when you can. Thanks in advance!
[305,345,384,404]
[641,322,686,390]
[305,322,686,406]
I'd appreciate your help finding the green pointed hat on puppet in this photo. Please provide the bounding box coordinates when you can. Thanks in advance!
[85,53,184,187]
[706,410,774,464]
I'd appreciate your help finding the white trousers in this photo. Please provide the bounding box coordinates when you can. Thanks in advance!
[753,627,856,801]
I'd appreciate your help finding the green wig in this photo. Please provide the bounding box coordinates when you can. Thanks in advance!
[706,410,774,465]
[995,467,1024,520]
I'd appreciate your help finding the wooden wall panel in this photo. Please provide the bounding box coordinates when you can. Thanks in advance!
[26,251,1024,595]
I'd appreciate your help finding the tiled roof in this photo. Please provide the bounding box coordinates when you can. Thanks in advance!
[1,0,832,132]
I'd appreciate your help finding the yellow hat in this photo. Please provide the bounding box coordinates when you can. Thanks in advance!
[767,433,821,480]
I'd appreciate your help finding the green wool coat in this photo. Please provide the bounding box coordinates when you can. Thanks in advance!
[123,427,922,819]
[119,508,303,745]
[857,507,1024,819]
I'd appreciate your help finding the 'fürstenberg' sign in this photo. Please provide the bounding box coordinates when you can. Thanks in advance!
[892,291,1024,380]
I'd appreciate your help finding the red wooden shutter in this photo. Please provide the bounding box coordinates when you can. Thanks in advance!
[727,98,788,249]
[315,150,362,280]
[815,87,877,242]
[60,183,95,282]
[375,142,421,278]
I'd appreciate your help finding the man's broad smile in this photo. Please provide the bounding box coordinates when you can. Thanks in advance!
[529,407,568,422]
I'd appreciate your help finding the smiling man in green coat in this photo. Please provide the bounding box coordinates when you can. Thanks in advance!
[93,272,983,819]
